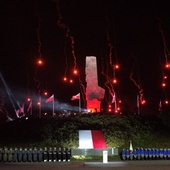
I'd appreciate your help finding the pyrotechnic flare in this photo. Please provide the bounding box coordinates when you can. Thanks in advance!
[130,59,145,106]
[55,0,78,78]
[158,17,170,67]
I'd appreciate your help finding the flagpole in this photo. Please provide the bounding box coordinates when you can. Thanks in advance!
[39,96,41,118]
[30,100,32,116]
[79,94,81,113]
[137,95,140,115]
[114,99,117,113]
[159,100,162,115]
[52,95,54,117]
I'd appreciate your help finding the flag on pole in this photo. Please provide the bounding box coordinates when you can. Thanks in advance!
[27,101,32,112]
[71,93,80,100]
[111,93,116,103]
[45,94,54,103]
[20,104,24,113]
[16,104,25,118]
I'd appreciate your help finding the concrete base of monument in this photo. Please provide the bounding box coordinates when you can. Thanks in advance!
[83,161,128,167]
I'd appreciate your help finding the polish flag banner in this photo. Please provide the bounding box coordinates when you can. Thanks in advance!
[71,93,80,100]
[79,130,107,149]
[45,94,54,103]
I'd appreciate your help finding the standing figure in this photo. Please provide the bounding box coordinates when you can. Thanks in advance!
[57,147,62,162]
[167,148,170,160]
[27,148,32,162]
[8,148,14,162]
[13,147,18,162]
[133,148,137,160]
[53,147,57,162]
[48,147,53,162]
[0,148,3,162]
[159,148,163,160]
[155,148,160,160]
[43,147,48,162]
[17,147,23,162]
[121,149,126,160]
[140,148,144,160]
[152,148,156,160]
[125,149,130,160]
[22,148,28,162]
[3,147,8,162]
[163,148,168,160]
[62,148,66,162]
[66,148,71,162]
[32,147,38,162]
[37,148,43,162]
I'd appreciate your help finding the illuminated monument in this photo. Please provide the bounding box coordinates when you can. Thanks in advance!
[85,56,105,112]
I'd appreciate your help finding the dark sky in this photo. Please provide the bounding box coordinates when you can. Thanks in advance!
[0,0,170,115]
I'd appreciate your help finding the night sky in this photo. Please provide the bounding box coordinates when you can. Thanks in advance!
[0,0,170,116]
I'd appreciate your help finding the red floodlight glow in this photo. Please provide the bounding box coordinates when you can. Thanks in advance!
[113,79,117,84]
[73,69,78,75]
[44,91,48,96]
[165,100,169,104]
[114,64,119,69]
[36,58,44,66]
[70,79,73,83]
[162,83,166,87]
[141,100,146,105]
[63,77,67,81]
[164,76,167,79]
[27,98,31,102]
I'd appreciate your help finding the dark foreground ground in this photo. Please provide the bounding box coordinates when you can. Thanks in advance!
[0,161,170,170]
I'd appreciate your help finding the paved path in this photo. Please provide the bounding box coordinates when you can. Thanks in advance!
[0,161,170,170]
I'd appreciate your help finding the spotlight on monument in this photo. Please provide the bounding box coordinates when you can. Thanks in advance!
[85,56,105,112]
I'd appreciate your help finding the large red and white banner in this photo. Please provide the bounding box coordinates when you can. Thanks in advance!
[79,130,107,149]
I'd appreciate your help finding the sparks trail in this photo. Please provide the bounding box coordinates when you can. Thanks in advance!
[130,60,145,104]
[105,11,113,66]
[34,1,43,94]
[105,10,119,77]
[102,12,113,100]
[35,0,42,59]
[105,11,120,106]
[101,54,114,104]
[158,17,170,65]
[56,0,77,71]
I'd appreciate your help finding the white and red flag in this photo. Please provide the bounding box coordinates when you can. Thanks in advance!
[71,93,80,100]
[79,130,107,149]
[16,104,25,118]
[45,94,54,103]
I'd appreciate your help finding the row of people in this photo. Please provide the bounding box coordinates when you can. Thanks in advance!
[121,148,170,160]
[0,147,71,162]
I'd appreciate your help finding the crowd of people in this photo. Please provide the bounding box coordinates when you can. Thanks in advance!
[121,148,170,160]
[0,147,71,162]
